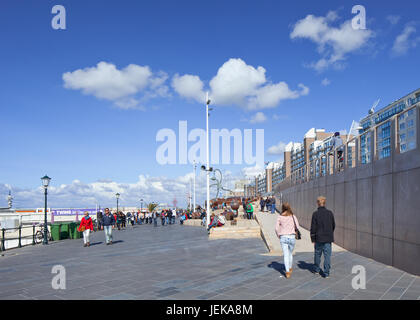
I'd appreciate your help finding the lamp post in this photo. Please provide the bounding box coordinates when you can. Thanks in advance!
[116,193,120,214]
[7,190,13,209]
[41,175,51,245]
[193,160,196,213]
[205,92,211,228]
[140,198,143,212]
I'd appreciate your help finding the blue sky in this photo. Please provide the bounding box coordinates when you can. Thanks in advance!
[0,0,419,208]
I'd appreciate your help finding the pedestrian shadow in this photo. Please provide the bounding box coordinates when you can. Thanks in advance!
[89,242,103,246]
[111,240,124,244]
[267,261,286,276]
[297,261,315,273]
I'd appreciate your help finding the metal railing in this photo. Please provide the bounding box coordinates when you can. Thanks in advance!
[0,223,47,252]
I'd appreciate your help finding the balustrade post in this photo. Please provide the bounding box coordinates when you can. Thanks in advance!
[1,229,5,251]
[18,226,22,248]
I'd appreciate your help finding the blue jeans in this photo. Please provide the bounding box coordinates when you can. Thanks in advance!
[172,216,176,224]
[280,235,296,272]
[271,204,276,214]
[266,204,272,212]
[153,218,157,226]
[104,225,113,243]
[166,217,169,224]
[314,242,332,276]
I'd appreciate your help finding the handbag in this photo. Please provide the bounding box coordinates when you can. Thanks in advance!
[291,215,301,240]
[80,225,86,232]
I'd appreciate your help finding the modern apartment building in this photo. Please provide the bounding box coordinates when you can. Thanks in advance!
[245,88,420,197]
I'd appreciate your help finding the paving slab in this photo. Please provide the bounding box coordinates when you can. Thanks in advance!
[0,222,417,300]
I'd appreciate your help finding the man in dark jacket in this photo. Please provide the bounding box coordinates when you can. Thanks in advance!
[310,196,335,278]
[102,208,116,245]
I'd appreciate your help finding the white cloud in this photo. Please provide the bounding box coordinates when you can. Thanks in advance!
[63,62,169,109]
[392,23,420,56]
[386,15,401,25]
[241,164,264,179]
[267,141,287,155]
[64,59,308,111]
[249,112,267,124]
[3,168,262,209]
[173,58,309,110]
[321,78,331,86]
[171,74,205,103]
[290,12,374,71]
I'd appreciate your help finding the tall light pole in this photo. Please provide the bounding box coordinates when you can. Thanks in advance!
[205,92,211,228]
[116,193,120,214]
[140,198,143,212]
[193,160,196,212]
[7,190,13,209]
[41,175,51,245]
[188,179,192,211]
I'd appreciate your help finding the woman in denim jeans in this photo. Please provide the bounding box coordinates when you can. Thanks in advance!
[275,203,300,279]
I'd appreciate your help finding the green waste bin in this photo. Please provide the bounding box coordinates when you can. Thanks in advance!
[60,222,71,240]
[50,223,61,241]
[68,222,75,239]
[72,222,82,239]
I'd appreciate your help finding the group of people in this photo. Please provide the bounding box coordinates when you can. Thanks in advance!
[274,196,335,279]
[77,207,180,246]
[260,196,277,213]
[76,196,335,280]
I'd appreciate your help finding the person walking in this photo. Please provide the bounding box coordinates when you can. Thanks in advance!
[246,201,254,220]
[113,212,117,229]
[127,212,132,227]
[167,209,172,225]
[78,211,94,247]
[153,210,157,227]
[172,208,177,224]
[116,212,122,230]
[275,203,300,278]
[310,196,336,278]
[102,208,115,245]
[259,197,265,213]
[271,196,276,214]
[96,211,103,231]
[121,212,126,229]
[161,210,166,226]
[266,197,272,213]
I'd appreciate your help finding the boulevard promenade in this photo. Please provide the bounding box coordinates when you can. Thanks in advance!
[0,221,418,300]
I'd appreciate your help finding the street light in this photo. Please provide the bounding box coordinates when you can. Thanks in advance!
[116,193,120,214]
[7,190,13,209]
[41,175,51,245]
[140,198,143,212]
[193,160,196,213]
[205,92,212,228]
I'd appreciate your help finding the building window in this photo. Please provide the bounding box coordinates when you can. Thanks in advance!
[360,132,371,164]
[377,121,391,160]
[399,108,417,154]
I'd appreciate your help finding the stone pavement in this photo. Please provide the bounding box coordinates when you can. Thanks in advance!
[0,222,418,300]
[256,211,345,255]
